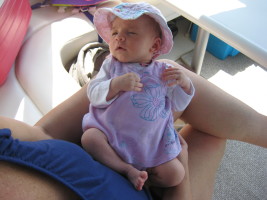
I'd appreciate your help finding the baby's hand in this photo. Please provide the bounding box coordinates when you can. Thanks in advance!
[107,73,143,101]
[114,72,143,92]
[162,67,191,94]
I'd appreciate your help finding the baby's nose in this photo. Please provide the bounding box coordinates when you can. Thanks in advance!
[116,33,125,41]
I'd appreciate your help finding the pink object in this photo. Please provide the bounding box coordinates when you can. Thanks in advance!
[51,0,108,6]
[0,0,31,85]
[94,2,173,59]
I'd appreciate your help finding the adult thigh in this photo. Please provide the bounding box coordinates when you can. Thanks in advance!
[0,161,80,200]
[180,125,226,200]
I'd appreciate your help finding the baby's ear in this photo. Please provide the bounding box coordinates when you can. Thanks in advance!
[150,37,162,53]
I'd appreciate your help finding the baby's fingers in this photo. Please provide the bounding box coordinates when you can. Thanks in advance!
[166,80,179,87]
[162,68,181,80]
[133,82,143,91]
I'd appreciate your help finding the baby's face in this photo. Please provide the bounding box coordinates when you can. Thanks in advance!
[109,15,161,63]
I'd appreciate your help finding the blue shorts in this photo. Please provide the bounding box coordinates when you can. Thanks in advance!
[0,129,152,200]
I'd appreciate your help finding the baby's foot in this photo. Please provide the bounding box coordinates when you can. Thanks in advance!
[127,168,148,191]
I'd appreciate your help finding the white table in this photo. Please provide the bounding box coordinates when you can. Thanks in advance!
[162,0,267,74]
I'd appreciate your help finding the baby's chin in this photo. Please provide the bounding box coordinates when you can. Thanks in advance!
[113,55,150,64]
[114,56,136,63]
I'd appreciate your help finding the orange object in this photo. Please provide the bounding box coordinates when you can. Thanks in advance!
[0,0,31,85]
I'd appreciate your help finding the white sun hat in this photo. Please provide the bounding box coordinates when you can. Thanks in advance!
[93,2,173,58]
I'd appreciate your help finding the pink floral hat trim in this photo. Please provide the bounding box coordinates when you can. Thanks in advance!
[93,2,173,58]
[51,0,107,6]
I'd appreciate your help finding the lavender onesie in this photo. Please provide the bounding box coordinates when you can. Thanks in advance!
[82,56,194,170]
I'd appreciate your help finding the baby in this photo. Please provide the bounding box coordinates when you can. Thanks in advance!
[81,2,195,198]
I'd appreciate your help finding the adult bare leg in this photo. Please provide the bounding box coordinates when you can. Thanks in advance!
[35,85,89,143]
[163,59,267,147]
[0,116,51,141]
[160,59,266,199]
[0,161,80,200]
[180,126,226,200]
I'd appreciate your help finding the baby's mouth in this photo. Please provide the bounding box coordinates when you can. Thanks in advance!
[116,46,126,51]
